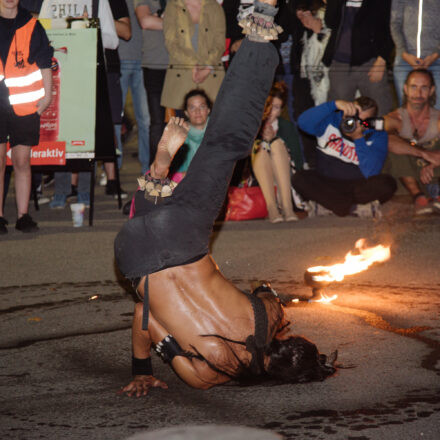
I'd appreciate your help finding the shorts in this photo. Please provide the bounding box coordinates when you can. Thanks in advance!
[0,107,40,147]
[388,149,440,181]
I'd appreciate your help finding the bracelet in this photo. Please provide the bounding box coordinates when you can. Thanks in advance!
[132,356,153,376]
[154,335,183,363]
[137,172,177,202]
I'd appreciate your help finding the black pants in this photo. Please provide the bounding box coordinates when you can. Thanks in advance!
[115,39,279,280]
[292,170,397,217]
[142,68,166,165]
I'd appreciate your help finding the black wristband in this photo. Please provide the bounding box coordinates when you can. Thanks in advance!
[155,335,183,363]
[132,356,153,376]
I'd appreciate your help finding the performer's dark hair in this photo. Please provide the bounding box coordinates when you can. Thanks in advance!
[265,336,336,383]
[182,334,336,385]
[183,89,213,111]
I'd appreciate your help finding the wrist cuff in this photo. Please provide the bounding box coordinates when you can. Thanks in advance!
[155,334,183,363]
[132,356,153,376]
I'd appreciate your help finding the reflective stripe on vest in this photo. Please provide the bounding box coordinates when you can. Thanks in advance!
[5,69,42,88]
[0,18,45,116]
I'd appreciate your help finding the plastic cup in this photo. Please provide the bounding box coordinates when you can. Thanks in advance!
[70,203,85,227]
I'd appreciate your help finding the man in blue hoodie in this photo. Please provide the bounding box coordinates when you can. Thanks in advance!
[292,98,396,217]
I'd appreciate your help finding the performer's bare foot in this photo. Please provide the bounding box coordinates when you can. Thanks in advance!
[151,117,190,178]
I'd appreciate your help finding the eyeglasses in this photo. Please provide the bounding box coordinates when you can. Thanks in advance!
[187,104,208,112]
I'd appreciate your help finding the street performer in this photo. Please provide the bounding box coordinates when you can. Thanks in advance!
[115,0,336,397]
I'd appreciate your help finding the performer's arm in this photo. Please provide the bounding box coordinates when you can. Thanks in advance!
[119,303,167,397]
[146,313,230,390]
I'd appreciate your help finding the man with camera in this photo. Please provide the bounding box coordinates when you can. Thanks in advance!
[385,69,440,215]
[292,98,396,217]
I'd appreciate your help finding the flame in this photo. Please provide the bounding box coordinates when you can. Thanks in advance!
[307,239,391,283]
[315,293,337,303]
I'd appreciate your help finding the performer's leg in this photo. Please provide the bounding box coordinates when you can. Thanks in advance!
[171,37,279,227]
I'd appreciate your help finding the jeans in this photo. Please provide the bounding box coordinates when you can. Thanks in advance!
[142,68,166,164]
[117,60,150,173]
[54,171,91,196]
[393,56,440,109]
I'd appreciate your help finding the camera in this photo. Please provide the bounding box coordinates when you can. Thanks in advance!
[341,114,384,134]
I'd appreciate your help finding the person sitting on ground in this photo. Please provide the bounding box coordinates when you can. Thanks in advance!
[0,0,53,234]
[385,69,440,215]
[251,81,303,223]
[292,97,397,218]
[115,0,337,396]
[169,89,212,183]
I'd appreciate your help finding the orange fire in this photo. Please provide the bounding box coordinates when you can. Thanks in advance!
[307,239,391,284]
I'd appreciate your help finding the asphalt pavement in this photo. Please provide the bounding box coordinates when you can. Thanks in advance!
[1,135,439,440]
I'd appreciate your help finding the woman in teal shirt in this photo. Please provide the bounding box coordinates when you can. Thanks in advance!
[169,89,212,183]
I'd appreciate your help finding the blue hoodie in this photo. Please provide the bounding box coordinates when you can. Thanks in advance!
[298,101,388,180]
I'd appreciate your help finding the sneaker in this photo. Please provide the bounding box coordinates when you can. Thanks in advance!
[414,194,433,215]
[15,214,38,233]
[49,194,67,209]
[77,192,90,208]
[305,201,334,217]
[99,172,107,187]
[352,200,382,219]
[105,180,128,199]
[432,196,440,214]
[66,184,78,201]
[0,217,8,235]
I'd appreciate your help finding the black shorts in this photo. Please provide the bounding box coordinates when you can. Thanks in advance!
[0,107,40,147]
[114,39,278,281]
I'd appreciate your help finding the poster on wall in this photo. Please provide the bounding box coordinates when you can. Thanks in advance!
[6,27,97,165]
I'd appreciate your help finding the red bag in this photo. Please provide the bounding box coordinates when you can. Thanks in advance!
[225,184,268,221]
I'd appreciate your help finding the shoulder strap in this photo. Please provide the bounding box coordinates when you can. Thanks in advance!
[245,293,269,375]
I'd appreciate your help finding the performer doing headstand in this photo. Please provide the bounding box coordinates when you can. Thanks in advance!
[114,0,336,397]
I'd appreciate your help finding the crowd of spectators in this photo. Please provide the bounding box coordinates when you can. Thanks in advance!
[1,0,440,235]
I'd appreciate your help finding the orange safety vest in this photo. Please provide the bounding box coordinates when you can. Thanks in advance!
[0,18,45,116]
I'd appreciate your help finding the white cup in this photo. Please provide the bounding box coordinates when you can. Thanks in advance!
[71,20,87,29]
[70,203,85,227]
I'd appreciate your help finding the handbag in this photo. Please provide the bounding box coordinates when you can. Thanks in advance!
[225,183,268,221]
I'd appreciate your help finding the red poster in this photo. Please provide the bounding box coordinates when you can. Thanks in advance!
[6,142,66,166]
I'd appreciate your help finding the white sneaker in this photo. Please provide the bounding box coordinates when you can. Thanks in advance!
[352,200,382,219]
[99,172,107,187]
[305,201,334,217]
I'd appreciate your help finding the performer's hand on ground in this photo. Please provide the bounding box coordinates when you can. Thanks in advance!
[118,375,168,397]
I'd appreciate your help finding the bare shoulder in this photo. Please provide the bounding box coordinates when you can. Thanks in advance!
[384,109,402,134]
